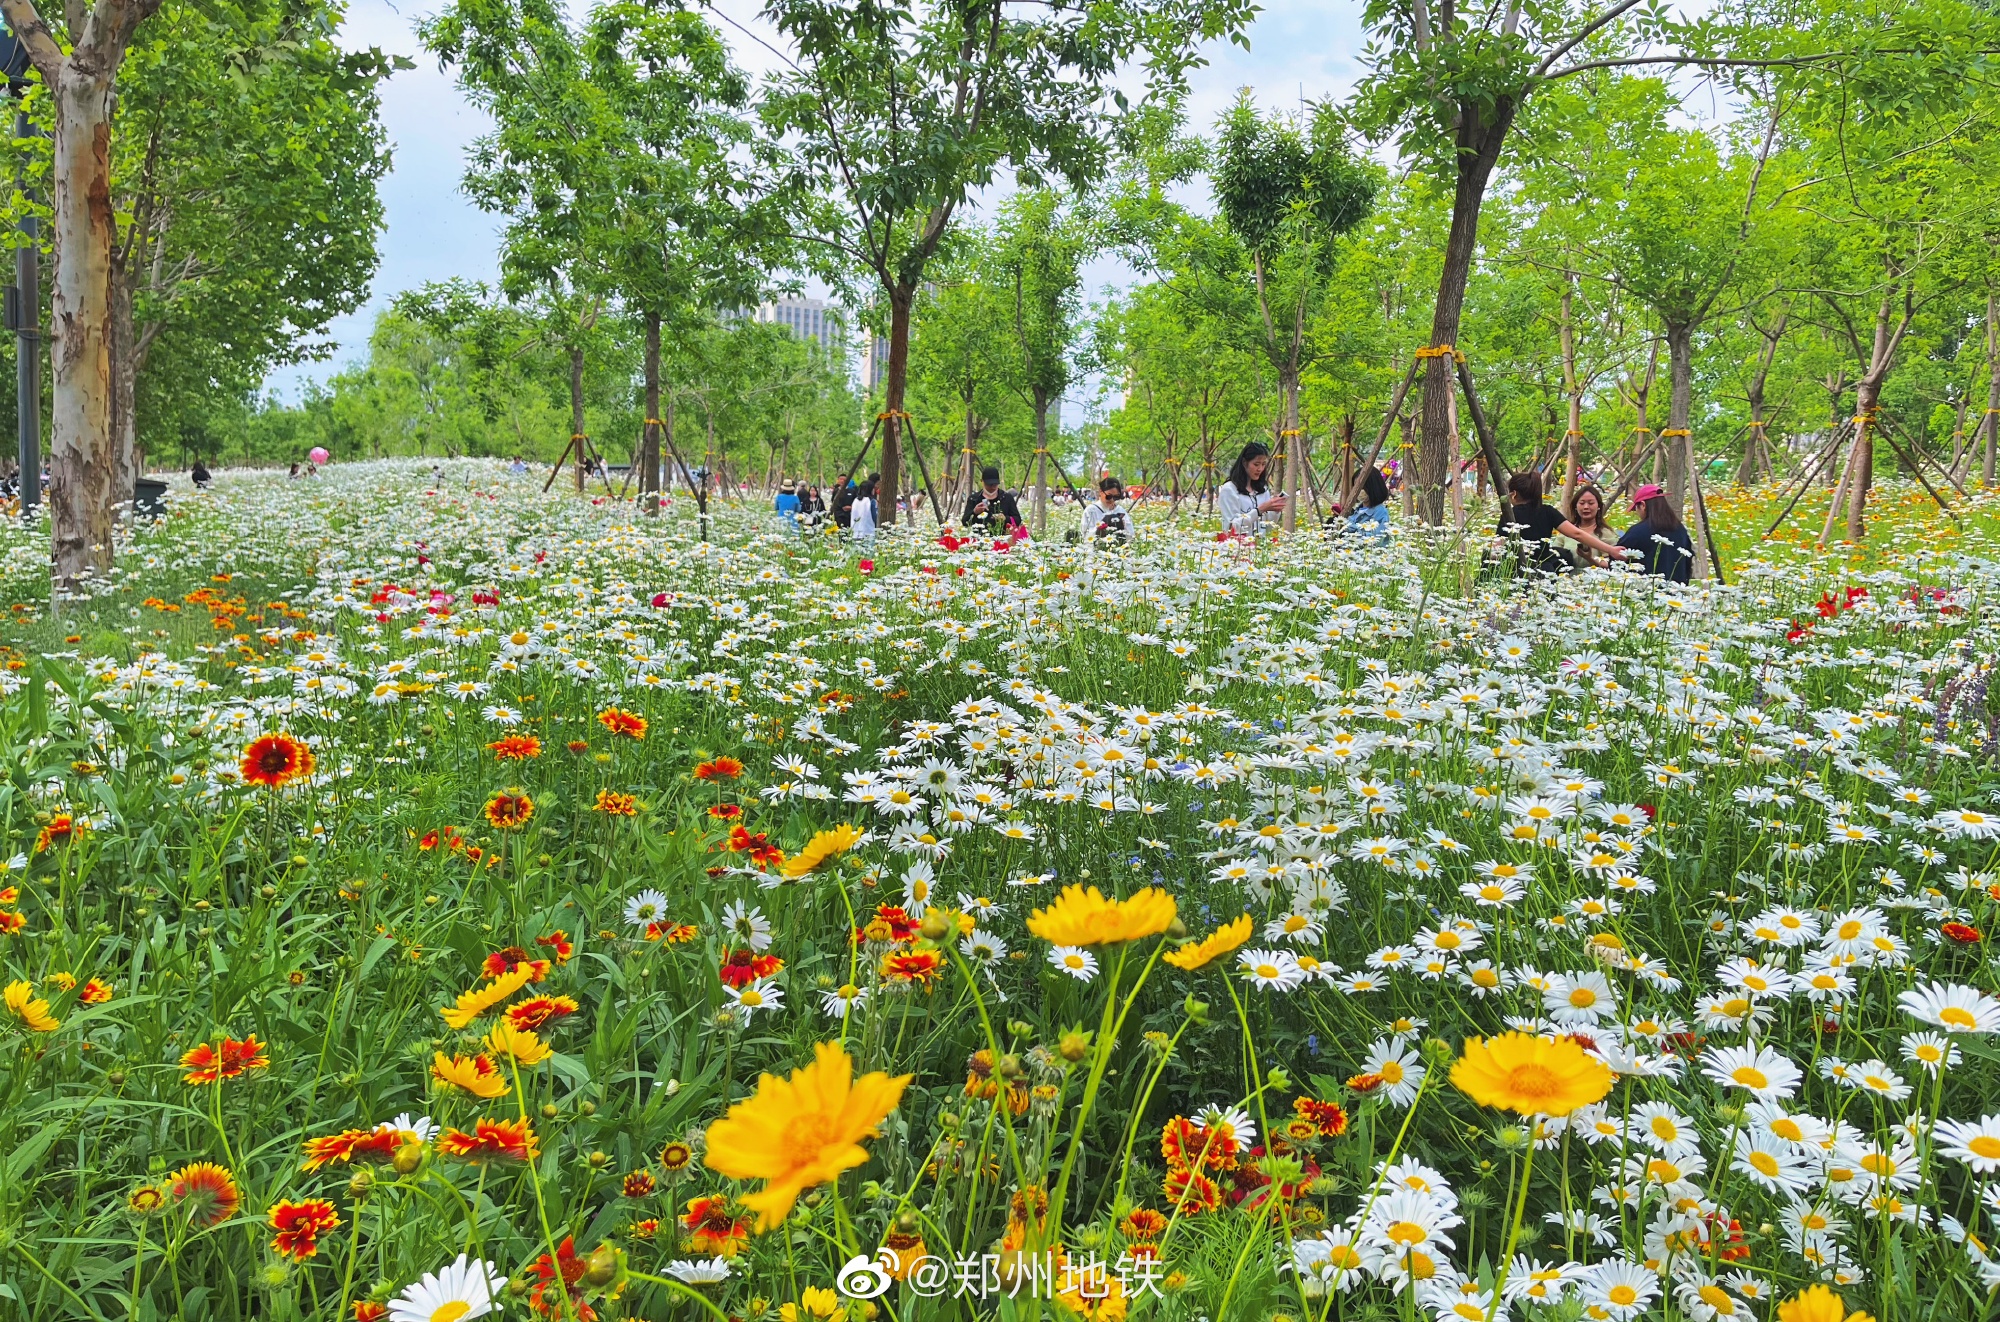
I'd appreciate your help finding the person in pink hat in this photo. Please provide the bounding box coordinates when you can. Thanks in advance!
[1615,483,1696,583]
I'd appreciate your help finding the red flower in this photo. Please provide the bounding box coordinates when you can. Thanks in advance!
[535,930,574,964]
[880,948,943,986]
[622,1170,656,1198]
[240,732,315,789]
[168,1162,240,1227]
[527,1236,597,1320]
[354,1304,389,1322]
[488,734,542,761]
[301,1127,400,1172]
[436,1117,539,1164]
[682,1196,750,1257]
[707,803,743,820]
[268,1198,340,1260]
[693,756,744,781]
[482,947,552,982]
[858,559,874,573]
[1943,922,1983,945]
[181,1035,271,1085]
[1292,1097,1349,1138]
[506,995,579,1032]
[596,707,648,739]
[718,949,784,988]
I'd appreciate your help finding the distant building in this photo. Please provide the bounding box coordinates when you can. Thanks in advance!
[748,296,843,348]
[859,332,893,390]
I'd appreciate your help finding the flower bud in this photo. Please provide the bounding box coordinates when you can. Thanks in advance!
[392,1141,425,1175]
[587,1150,611,1170]
[919,911,951,941]
[1266,1066,1291,1092]
[1058,1030,1092,1063]
[1183,996,1209,1023]
[1008,1020,1035,1039]
[542,1103,561,1120]
[1166,918,1188,940]
[578,1101,596,1117]
[997,1053,1025,1080]
[582,1243,621,1289]
[348,1169,376,1200]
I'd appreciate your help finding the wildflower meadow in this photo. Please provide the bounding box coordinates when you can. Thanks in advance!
[1,463,1998,1322]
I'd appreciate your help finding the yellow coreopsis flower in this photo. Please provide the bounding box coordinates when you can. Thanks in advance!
[1777,1285,1872,1322]
[781,824,863,879]
[429,1052,509,1100]
[440,963,535,1030]
[704,1040,911,1231]
[484,1019,552,1067]
[1450,1032,1613,1117]
[3,979,59,1033]
[1162,914,1254,970]
[1027,884,1177,947]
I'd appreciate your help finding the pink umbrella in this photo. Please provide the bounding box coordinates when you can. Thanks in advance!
[308,447,329,465]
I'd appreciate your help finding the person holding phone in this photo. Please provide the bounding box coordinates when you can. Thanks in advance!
[1218,442,1287,535]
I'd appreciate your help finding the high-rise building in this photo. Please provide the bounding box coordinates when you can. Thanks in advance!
[751,296,841,347]
[860,332,893,390]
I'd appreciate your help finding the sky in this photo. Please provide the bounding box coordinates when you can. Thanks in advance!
[263,0,1375,402]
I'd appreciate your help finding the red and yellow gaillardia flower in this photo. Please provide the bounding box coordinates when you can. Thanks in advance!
[267,1198,340,1260]
[436,1117,539,1164]
[483,788,535,831]
[168,1162,240,1227]
[180,1035,270,1085]
[239,732,315,788]
[596,707,648,739]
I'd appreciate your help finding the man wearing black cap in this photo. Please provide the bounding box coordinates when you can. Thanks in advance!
[961,465,1022,534]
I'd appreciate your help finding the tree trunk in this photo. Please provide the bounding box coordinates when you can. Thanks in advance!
[46,62,121,587]
[1279,365,1300,533]
[1417,105,1516,524]
[1986,292,1998,488]
[1559,273,1581,511]
[108,246,136,516]
[1032,391,1050,533]
[641,312,661,516]
[880,289,912,525]
[1662,320,1693,512]
[569,345,585,495]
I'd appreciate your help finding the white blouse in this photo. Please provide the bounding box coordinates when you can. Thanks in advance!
[1217,481,1265,533]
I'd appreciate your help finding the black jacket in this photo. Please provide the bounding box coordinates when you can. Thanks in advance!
[1617,519,1695,583]
[962,486,1022,531]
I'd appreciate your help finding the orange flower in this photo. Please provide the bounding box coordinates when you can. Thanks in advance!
[693,756,743,780]
[592,789,640,816]
[597,707,648,739]
[268,1198,340,1260]
[506,994,579,1032]
[622,1170,656,1198]
[180,1035,271,1085]
[706,803,743,820]
[301,1127,400,1172]
[436,1117,539,1164]
[682,1194,751,1257]
[441,962,536,1029]
[79,977,114,1004]
[1163,1166,1221,1215]
[534,930,574,963]
[33,814,82,853]
[353,1304,388,1322]
[488,734,542,761]
[1293,1097,1350,1137]
[480,947,551,982]
[0,910,28,935]
[169,1162,240,1227]
[880,949,944,986]
[483,788,534,831]
[240,732,315,789]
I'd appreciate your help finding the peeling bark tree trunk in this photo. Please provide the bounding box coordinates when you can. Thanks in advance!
[569,346,586,495]
[1662,320,1693,512]
[1031,389,1051,534]
[1,0,164,592]
[108,252,136,513]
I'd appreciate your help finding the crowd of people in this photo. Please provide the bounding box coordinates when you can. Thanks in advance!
[765,442,1701,583]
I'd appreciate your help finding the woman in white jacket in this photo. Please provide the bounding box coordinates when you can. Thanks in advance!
[1080,476,1135,545]
[1217,442,1286,534]
[850,477,878,543]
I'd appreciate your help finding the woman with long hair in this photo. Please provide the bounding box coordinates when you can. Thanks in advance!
[1495,471,1628,575]
[1341,466,1392,541]
[1615,483,1696,583]
[1218,442,1287,534]
[1563,483,1614,568]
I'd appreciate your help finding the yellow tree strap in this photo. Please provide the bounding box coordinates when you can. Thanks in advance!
[1034,447,1050,456]
[1164,456,1185,466]
[1413,344,1464,362]
[876,409,911,421]
[1279,428,1304,437]
[1853,411,1878,426]
[1659,428,1691,438]
[1748,419,1767,428]
[571,433,588,441]
[1564,429,1585,437]
[1631,426,1653,435]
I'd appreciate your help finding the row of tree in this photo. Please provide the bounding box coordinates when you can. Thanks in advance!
[11,0,2000,588]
